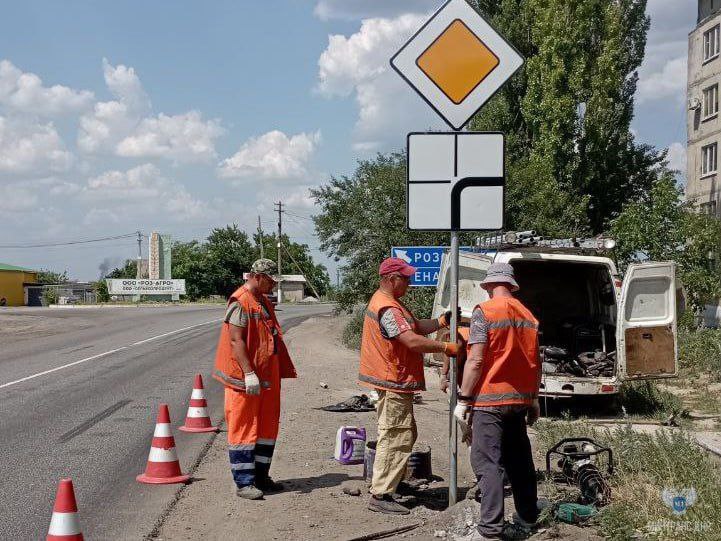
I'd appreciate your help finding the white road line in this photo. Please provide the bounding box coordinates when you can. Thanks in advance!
[0,319,220,391]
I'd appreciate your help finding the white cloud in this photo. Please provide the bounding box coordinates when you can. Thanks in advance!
[314,0,437,21]
[116,111,223,162]
[0,116,73,176]
[84,163,210,220]
[78,59,222,162]
[637,57,687,104]
[667,141,687,175]
[218,130,321,180]
[317,15,443,151]
[0,60,94,116]
[635,0,695,104]
[0,182,40,212]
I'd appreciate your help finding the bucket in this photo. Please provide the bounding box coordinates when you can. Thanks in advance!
[334,426,367,465]
[364,441,433,481]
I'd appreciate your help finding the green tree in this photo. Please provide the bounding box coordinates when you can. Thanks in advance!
[106,260,137,279]
[37,269,69,284]
[312,153,477,314]
[470,0,660,235]
[612,174,721,313]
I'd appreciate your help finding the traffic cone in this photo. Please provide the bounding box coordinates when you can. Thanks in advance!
[136,404,190,484]
[47,478,83,541]
[179,374,219,433]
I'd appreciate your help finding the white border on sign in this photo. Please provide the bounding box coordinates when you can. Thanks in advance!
[391,0,524,130]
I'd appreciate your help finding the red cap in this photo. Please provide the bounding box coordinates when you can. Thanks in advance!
[379,257,416,277]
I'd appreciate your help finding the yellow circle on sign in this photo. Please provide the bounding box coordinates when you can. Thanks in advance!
[416,19,500,105]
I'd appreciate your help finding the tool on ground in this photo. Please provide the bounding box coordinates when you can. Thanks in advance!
[47,478,83,541]
[179,374,219,433]
[334,426,367,465]
[546,438,612,506]
[137,403,190,485]
[554,502,597,524]
[319,394,375,412]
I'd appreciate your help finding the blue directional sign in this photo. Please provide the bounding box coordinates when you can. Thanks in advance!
[391,246,474,287]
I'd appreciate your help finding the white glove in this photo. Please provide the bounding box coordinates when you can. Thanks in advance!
[244,371,261,395]
[453,402,470,427]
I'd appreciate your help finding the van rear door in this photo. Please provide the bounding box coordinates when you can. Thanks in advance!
[433,251,493,319]
[617,262,678,379]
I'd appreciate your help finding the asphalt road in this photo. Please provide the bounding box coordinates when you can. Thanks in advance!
[0,303,333,540]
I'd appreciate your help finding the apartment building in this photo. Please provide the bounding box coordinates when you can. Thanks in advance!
[687,0,721,216]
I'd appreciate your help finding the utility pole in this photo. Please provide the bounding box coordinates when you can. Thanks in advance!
[257,215,265,259]
[274,202,283,303]
[136,231,143,279]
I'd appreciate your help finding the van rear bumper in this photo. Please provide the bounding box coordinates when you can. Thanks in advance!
[540,376,618,397]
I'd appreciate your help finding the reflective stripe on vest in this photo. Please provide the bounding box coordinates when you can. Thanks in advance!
[358,372,425,391]
[487,319,539,330]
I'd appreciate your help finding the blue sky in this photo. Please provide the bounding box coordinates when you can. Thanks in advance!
[0,0,695,281]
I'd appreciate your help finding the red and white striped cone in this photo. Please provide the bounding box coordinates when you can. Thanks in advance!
[136,404,190,484]
[179,374,219,433]
[47,478,83,541]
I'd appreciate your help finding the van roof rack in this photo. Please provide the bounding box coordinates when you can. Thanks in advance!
[473,231,616,254]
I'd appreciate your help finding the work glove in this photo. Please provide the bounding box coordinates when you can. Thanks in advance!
[244,371,261,395]
[438,307,462,328]
[453,402,471,428]
[527,398,541,426]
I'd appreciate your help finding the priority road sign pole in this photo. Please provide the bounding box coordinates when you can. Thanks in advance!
[448,230,459,506]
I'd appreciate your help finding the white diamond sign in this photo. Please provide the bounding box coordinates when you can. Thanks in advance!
[391,0,524,130]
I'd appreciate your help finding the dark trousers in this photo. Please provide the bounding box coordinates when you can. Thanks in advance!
[470,406,538,538]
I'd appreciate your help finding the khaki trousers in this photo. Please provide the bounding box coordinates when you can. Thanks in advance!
[370,390,417,496]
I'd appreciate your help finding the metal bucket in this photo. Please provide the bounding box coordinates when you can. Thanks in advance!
[364,441,433,482]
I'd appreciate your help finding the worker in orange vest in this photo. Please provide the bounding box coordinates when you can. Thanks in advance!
[454,263,542,540]
[360,257,462,515]
[213,258,296,500]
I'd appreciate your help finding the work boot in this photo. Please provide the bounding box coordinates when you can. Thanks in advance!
[367,494,410,515]
[256,476,284,493]
[453,528,501,540]
[500,521,531,540]
[236,485,264,500]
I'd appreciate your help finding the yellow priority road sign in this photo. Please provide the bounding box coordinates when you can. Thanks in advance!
[391,0,524,130]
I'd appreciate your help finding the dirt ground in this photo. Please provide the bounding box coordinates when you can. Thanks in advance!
[153,315,600,541]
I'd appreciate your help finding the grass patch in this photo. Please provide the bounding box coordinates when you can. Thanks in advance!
[679,328,721,380]
[619,381,685,418]
[342,307,365,350]
[536,419,721,540]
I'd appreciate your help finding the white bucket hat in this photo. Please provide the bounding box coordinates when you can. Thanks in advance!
[480,262,519,292]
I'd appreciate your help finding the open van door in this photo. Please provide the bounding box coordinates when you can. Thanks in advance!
[430,251,493,363]
[617,262,678,380]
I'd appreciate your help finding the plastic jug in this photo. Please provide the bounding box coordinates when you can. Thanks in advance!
[334,426,366,465]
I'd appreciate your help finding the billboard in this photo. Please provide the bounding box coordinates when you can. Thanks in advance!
[106,279,186,295]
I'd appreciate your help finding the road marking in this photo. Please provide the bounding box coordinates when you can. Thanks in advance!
[0,319,220,391]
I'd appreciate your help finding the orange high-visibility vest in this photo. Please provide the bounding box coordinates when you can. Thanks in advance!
[358,290,426,393]
[213,285,296,391]
[469,297,540,407]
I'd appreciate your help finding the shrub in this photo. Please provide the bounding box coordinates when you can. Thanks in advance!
[342,308,365,351]
[679,328,721,381]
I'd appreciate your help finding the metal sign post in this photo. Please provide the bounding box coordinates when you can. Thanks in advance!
[448,231,460,505]
[390,0,523,508]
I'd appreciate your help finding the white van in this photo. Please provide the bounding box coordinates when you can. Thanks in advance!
[431,249,679,398]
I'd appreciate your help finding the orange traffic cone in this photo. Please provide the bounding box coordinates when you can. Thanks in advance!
[136,404,190,484]
[47,478,83,541]
[179,374,219,433]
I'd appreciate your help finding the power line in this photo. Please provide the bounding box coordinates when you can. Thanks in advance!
[0,232,138,249]
[283,210,315,222]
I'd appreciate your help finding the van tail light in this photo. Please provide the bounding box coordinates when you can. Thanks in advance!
[601,385,616,393]
[614,279,622,290]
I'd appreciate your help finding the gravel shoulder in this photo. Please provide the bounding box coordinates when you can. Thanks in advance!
[153,315,599,541]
